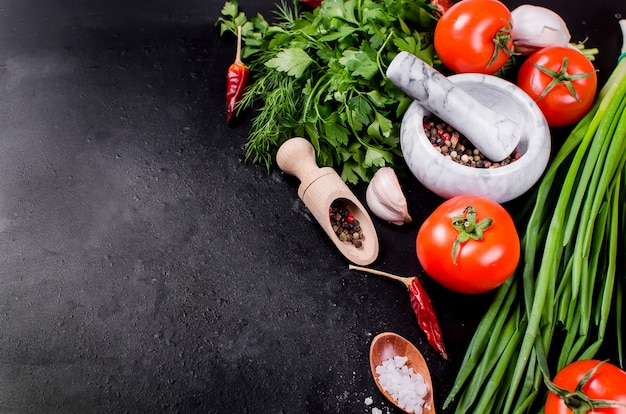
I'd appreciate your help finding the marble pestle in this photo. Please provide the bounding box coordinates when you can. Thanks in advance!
[387,51,521,162]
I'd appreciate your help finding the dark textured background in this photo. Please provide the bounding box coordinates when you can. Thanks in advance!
[0,0,624,413]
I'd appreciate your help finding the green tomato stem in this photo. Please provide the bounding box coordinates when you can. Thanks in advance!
[543,361,626,413]
[487,19,516,69]
[531,56,596,102]
[451,206,493,265]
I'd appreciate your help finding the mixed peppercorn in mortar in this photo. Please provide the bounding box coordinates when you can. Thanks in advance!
[424,115,522,167]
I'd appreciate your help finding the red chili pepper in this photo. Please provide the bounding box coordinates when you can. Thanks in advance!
[408,278,448,360]
[226,26,249,122]
[349,265,448,360]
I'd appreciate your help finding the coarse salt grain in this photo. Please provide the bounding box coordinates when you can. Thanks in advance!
[375,355,430,414]
[364,397,374,406]
[371,408,383,414]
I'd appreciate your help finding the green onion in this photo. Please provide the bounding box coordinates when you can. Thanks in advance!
[444,21,626,413]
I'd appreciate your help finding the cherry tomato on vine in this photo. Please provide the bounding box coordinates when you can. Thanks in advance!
[433,0,515,74]
[517,46,597,127]
[545,360,626,414]
[416,195,520,294]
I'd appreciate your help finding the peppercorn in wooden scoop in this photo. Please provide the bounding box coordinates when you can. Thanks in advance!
[276,137,379,265]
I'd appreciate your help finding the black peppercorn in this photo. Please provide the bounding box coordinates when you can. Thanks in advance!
[329,200,364,248]
[423,115,521,167]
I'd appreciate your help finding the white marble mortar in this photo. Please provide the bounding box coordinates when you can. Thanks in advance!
[400,73,551,203]
[387,51,521,162]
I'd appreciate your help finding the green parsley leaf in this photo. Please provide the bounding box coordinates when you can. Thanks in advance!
[347,95,373,125]
[266,48,314,78]
[339,50,378,80]
[323,120,350,147]
[366,90,388,107]
[340,163,360,184]
[364,146,392,167]
[320,0,358,24]
[319,26,358,42]
[367,111,393,140]
[220,1,238,18]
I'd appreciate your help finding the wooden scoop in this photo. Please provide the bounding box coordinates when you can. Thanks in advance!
[370,332,436,414]
[276,137,379,265]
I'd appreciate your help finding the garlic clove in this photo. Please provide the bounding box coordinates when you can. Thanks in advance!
[511,5,571,54]
[366,167,412,226]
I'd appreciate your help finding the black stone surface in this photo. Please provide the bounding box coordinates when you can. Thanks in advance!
[0,0,624,413]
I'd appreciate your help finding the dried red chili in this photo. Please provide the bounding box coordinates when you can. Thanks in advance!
[349,265,448,360]
[408,278,448,360]
[226,25,249,122]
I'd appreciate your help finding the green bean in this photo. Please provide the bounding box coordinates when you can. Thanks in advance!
[587,201,611,326]
[471,320,526,413]
[576,95,626,255]
[617,279,624,366]
[584,93,626,224]
[443,278,519,408]
[561,124,609,251]
[579,176,622,360]
[574,99,626,360]
[515,349,540,409]
[513,357,542,414]
[504,147,581,411]
[555,253,574,323]
[557,307,582,369]
[618,169,625,366]
[513,387,539,414]
[471,304,519,385]
[454,308,522,412]
[521,216,552,308]
[570,200,607,345]
[568,91,625,313]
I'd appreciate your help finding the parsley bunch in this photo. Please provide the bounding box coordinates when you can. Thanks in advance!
[218,0,439,183]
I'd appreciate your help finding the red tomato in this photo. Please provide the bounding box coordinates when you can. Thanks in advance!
[517,46,597,127]
[545,360,626,414]
[416,195,519,294]
[433,0,514,74]
[299,0,322,8]
[430,0,454,15]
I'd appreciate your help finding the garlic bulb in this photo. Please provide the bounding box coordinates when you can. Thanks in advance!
[366,167,412,226]
[511,5,571,54]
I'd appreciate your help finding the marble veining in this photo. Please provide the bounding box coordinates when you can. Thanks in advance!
[399,73,551,204]
[387,51,521,162]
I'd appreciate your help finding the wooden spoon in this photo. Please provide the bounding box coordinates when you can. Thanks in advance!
[369,332,435,414]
